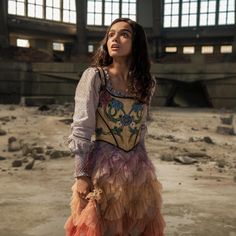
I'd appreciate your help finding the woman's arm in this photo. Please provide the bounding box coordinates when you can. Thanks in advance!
[68,67,101,178]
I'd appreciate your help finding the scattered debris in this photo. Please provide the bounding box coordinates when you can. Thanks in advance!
[32,146,44,154]
[38,105,50,111]
[203,136,214,144]
[185,151,211,159]
[0,116,16,122]
[22,144,32,156]
[36,103,74,117]
[189,136,214,144]
[196,167,203,171]
[220,115,234,125]
[25,159,35,170]
[160,154,174,162]
[12,160,22,167]
[217,159,226,168]
[59,118,73,125]
[8,138,21,152]
[191,127,199,131]
[216,125,235,135]
[33,153,45,161]
[50,150,70,159]
[0,156,6,161]
[0,128,7,136]
[9,105,16,111]
[174,156,198,165]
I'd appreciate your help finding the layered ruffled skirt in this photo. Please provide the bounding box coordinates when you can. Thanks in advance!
[65,142,165,236]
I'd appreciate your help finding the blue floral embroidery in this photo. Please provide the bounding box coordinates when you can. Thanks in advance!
[99,91,144,141]
[110,99,123,110]
[132,103,143,112]
[112,126,122,136]
[129,126,138,135]
[120,114,132,126]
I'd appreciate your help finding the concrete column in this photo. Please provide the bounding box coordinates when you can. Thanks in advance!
[74,0,87,57]
[152,0,163,59]
[233,12,236,55]
[0,0,9,47]
[233,36,236,55]
[137,0,153,28]
[152,0,162,37]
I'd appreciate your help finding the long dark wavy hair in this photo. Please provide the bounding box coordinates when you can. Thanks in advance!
[91,18,155,104]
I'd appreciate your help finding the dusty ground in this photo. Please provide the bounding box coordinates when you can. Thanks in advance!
[0,104,236,236]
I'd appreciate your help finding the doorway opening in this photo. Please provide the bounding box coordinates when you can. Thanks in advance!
[166,81,212,107]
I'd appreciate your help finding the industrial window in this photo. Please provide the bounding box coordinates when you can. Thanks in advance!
[8,0,26,16]
[183,46,195,54]
[87,0,136,26]
[220,45,233,53]
[163,0,180,28]
[87,0,102,25]
[63,0,76,23]
[104,0,120,26]
[46,0,61,21]
[163,0,235,28]
[17,39,30,48]
[218,0,235,25]
[201,45,214,54]
[181,0,198,27]
[88,44,94,53]
[165,46,178,53]
[8,0,76,24]
[199,0,216,26]
[53,42,64,51]
[28,0,43,19]
[121,0,136,21]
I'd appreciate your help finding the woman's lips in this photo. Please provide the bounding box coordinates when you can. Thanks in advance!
[111,44,120,49]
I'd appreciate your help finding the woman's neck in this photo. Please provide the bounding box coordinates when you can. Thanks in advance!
[108,58,131,82]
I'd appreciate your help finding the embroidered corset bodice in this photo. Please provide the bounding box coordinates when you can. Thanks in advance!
[95,88,145,152]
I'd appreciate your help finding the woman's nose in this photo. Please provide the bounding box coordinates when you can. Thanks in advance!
[112,33,118,42]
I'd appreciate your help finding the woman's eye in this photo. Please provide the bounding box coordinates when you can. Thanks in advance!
[122,32,129,38]
[108,33,114,38]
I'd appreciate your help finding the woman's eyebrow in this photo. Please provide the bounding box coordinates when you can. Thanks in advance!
[121,29,132,34]
[109,28,132,34]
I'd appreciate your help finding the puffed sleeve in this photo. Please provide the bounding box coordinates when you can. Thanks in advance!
[68,67,101,177]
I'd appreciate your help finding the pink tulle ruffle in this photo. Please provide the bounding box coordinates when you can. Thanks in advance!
[65,142,165,236]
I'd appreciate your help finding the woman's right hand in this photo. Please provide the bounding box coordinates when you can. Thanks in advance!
[76,176,93,200]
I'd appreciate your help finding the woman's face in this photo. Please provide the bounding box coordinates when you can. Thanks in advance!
[107,21,133,59]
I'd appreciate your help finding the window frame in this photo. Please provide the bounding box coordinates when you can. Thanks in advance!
[181,0,198,27]
[8,0,76,24]
[163,0,235,28]
[218,0,235,25]
[163,0,180,28]
[86,0,137,26]
[16,38,30,48]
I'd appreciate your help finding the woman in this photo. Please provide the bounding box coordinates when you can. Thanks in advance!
[65,18,165,236]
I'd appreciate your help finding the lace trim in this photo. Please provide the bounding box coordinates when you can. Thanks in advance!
[74,155,91,177]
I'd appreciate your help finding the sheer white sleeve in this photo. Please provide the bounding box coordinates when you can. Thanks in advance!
[68,67,101,177]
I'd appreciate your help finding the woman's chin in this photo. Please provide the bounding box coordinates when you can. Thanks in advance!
[109,53,130,59]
